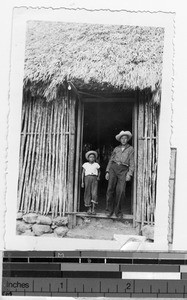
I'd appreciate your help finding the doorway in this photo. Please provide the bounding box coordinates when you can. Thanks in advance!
[79,100,135,215]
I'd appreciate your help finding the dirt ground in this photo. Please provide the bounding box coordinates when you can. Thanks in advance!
[66,217,137,240]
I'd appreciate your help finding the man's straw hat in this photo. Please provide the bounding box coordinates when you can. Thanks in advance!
[115,130,132,142]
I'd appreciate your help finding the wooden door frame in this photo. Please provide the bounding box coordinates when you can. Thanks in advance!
[75,97,138,221]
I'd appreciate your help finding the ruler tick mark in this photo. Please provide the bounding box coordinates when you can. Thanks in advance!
[66,278,68,292]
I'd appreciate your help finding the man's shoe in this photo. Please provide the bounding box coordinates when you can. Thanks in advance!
[115,212,123,219]
[107,211,114,218]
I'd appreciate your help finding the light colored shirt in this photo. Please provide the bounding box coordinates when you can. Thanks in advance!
[82,162,100,176]
[106,144,135,176]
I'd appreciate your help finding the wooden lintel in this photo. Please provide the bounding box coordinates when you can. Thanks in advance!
[82,97,136,103]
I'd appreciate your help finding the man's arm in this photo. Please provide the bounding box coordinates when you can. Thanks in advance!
[126,149,135,177]
[106,148,116,173]
[97,169,101,180]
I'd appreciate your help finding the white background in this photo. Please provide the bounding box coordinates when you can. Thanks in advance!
[0,0,187,253]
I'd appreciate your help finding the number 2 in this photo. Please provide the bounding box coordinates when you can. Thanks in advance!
[126,282,131,290]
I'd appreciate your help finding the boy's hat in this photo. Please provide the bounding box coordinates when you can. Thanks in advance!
[85,150,98,160]
[116,130,132,142]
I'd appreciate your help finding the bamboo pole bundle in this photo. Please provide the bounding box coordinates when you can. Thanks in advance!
[17,101,28,210]
[67,96,76,227]
[30,102,43,212]
[18,92,77,217]
[150,100,155,225]
[18,101,27,189]
[142,101,148,226]
[35,100,46,213]
[38,103,48,214]
[147,99,152,225]
[42,105,49,214]
[58,98,65,217]
[27,100,41,211]
[50,101,58,218]
[63,96,69,216]
[44,103,53,215]
[54,101,61,217]
[73,99,81,224]
[26,100,40,212]
[42,102,50,215]
[77,102,84,212]
[22,99,36,213]
[46,104,53,214]
[19,99,32,211]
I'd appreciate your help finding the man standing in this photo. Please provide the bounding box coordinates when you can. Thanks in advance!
[105,130,135,218]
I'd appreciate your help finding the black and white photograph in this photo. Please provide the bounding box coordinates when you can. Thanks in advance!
[17,20,164,241]
[3,7,174,251]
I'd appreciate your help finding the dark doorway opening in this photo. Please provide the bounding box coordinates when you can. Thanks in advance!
[80,101,134,215]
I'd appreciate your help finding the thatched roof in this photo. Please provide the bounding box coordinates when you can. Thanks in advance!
[24,21,164,100]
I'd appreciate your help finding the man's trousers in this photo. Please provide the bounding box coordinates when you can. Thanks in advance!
[106,162,128,216]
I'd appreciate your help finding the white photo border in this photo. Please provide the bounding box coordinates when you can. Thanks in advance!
[5,7,174,251]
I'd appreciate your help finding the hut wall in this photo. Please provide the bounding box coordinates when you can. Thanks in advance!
[136,92,160,227]
[17,93,76,219]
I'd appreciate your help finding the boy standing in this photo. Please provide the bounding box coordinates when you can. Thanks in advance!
[82,151,100,215]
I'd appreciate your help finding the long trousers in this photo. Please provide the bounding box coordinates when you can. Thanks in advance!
[106,163,128,215]
[84,175,98,207]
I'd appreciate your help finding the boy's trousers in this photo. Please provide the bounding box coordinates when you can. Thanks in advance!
[106,162,128,215]
[84,175,98,207]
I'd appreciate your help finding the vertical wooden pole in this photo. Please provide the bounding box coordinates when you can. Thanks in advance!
[142,101,148,226]
[73,98,82,226]
[67,93,76,228]
[23,99,36,213]
[77,102,84,212]
[19,98,32,212]
[30,102,43,212]
[136,91,144,233]
[27,101,40,212]
[58,98,65,217]
[132,100,138,227]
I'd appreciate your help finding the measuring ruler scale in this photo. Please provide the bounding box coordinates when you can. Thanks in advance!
[2,251,187,297]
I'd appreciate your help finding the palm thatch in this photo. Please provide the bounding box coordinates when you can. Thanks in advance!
[24,21,164,101]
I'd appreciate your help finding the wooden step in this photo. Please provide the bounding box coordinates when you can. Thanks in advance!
[66,211,133,222]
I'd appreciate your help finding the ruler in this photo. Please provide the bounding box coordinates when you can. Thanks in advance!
[2,251,187,298]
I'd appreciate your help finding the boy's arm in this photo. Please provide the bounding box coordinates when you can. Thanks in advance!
[81,168,85,187]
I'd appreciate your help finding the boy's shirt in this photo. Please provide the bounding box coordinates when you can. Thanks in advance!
[82,162,100,176]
